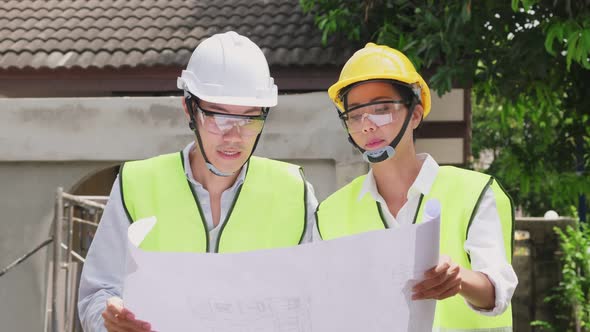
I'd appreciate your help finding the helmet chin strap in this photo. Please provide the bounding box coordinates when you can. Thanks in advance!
[347,101,416,164]
[190,119,235,177]
[184,94,265,177]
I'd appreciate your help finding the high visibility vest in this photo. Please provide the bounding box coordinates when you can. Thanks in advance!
[121,152,307,253]
[316,166,514,331]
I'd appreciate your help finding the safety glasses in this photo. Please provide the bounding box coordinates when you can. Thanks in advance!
[339,100,408,134]
[194,103,267,137]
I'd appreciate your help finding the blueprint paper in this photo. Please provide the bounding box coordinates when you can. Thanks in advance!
[123,200,440,332]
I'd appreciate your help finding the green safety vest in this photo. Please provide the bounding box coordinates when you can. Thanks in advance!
[316,166,514,332]
[120,152,307,253]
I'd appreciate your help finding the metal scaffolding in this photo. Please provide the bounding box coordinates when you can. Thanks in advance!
[46,187,107,332]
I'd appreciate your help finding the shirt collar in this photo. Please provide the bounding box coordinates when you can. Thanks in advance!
[358,153,439,202]
[182,141,247,194]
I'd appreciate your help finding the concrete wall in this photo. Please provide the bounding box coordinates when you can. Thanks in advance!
[0,91,464,331]
[0,162,117,332]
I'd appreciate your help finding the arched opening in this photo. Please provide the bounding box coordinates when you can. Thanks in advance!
[53,165,121,332]
[70,165,120,196]
[66,165,120,259]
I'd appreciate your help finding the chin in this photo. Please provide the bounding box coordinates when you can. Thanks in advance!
[215,159,248,174]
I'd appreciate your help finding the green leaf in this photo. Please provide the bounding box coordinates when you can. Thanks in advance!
[522,0,537,10]
[566,31,581,70]
[580,29,590,69]
[544,24,563,56]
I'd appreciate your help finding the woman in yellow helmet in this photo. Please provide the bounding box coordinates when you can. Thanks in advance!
[315,43,517,331]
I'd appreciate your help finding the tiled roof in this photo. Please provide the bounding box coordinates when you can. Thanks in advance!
[0,0,353,70]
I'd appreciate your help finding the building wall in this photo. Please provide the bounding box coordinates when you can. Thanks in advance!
[0,162,117,332]
[0,91,464,331]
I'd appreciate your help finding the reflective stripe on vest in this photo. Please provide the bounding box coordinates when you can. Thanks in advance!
[121,152,307,253]
[316,166,514,330]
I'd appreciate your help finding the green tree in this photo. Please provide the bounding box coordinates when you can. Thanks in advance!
[532,221,590,331]
[301,0,590,216]
[473,0,590,216]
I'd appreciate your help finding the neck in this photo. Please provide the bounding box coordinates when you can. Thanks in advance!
[371,147,422,204]
[189,144,240,195]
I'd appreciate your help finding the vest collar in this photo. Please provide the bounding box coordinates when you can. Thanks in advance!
[358,153,439,202]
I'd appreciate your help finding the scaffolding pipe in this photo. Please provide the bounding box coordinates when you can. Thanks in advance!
[51,187,63,332]
[64,205,75,332]
[60,243,85,263]
[0,238,53,277]
[41,189,108,332]
[62,192,106,210]
[73,196,109,203]
[72,217,99,227]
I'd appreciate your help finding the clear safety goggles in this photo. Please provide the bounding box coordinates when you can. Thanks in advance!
[195,103,267,137]
[339,100,408,134]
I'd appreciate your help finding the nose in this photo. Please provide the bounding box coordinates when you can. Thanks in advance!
[222,124,243,143]
[361,114,377,133]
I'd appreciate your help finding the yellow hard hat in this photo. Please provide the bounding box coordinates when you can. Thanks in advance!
[328,43,431,118]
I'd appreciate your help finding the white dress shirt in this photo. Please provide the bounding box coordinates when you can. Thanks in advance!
[78,142,318,332]
[358,153,517,315]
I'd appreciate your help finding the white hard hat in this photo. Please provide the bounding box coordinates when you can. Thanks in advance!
[177,31,277,107]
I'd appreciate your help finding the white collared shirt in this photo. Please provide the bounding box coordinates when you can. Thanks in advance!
[78,142,318,332]
[358,153,518,316]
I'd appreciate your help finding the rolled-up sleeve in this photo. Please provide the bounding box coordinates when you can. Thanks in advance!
[464,187,518,316]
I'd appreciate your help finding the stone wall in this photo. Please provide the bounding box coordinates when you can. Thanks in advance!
[512,218,577,332]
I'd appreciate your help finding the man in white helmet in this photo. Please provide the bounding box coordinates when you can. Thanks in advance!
[78,31,318,332]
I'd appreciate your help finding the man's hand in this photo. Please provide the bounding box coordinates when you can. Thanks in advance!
[102,297,152,332]
[412,255,462,301]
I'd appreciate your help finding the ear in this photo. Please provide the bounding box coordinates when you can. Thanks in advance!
[411,104,424,130]
[181,97,190,120]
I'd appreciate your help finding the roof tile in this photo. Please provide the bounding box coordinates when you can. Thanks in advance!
[0,0,353,70]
